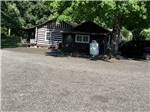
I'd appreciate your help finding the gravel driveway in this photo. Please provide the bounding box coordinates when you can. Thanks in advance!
[1,48,150,112]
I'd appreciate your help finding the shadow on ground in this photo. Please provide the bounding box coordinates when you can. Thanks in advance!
[45,51,65,57]
[3,47,149,62]
[45,50,149,62]
[45,50,116,63]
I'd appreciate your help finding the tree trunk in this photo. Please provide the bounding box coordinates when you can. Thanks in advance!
[111,14,122,56]
[111,24,121,56]
[8,28,11,37]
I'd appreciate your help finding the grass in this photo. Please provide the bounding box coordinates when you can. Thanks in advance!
[1,37,21,48]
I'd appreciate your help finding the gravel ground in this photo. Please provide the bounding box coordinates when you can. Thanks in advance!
[1,48,150,112]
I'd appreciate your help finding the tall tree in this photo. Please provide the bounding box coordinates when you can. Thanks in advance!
[50,0,149,55]
[1,1,51,29]
[1,1,52,38]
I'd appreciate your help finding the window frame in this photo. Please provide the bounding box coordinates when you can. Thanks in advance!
[75,34,90,43]
[45,31,52,41]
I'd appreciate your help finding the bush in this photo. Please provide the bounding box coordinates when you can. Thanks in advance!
[121,27,133,41]
[1,35,21,48]
[140,28,150,40]
[120,40,150,58]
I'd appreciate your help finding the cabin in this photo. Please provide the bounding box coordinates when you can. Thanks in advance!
[62,21,112,55]
[22,21,112,55]
[23,20,77,47]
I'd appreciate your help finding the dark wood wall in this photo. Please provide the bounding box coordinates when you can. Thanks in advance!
[63,33,109,54]
[62,21,111,54]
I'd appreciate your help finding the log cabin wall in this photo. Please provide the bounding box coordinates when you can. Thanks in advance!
[36,21,73,47]
[37,24,47,46]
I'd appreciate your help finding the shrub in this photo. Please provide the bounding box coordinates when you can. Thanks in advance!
[121,27,133,41]
[1,35,21,48]
[140,28,150,40]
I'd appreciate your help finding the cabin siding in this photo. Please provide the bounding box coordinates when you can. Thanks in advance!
[62,22,111,55]
[37,24,48,45]
[36,21,73,47]
[63,33,108,54]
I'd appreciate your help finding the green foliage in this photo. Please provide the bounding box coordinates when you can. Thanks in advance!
[121,27,133,41]
[2,1,149,32]
[1,2,25,28]
[140,28,150,40]
[1,35,21,48]
[49,1,149,31]
[1,1,51,29]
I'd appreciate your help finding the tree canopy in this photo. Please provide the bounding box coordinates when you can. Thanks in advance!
[2,1,149,30]
[1,1,51,29]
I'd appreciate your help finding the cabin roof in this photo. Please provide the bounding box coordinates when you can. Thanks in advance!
[22,20,112,33]
[72,21,110,33]
[65,22,78,27]
[62,31,108,36]
[22,19,78,30]
[62,21,111,35]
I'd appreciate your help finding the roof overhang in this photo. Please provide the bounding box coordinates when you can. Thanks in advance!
[62,31,109,36]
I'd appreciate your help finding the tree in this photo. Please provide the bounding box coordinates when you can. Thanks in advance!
[1,1,24,37]
[1,1,51,38]
[1,2,25,29]
[48,1,73,21]
[49,0,149,55]
[99,0,148,55]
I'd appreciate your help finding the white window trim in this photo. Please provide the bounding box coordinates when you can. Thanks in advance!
[45,31,52,41]
[75,34,90,43]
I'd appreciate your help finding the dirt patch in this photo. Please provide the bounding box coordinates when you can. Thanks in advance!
[90,95,110,103]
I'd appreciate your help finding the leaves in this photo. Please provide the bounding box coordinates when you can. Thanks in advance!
[140,28,150,40]
[121,27,133,41]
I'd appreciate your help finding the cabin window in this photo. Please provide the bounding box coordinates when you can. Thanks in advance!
[45,31,51,41]
[75,34,90,43]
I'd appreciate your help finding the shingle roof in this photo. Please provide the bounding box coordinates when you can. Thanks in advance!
[22,19,78,30]
[72,21,111,33]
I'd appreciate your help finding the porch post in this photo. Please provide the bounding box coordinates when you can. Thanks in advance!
[35,27,37,44]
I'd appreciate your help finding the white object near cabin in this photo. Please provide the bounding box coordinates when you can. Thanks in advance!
[90,40,99,57]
